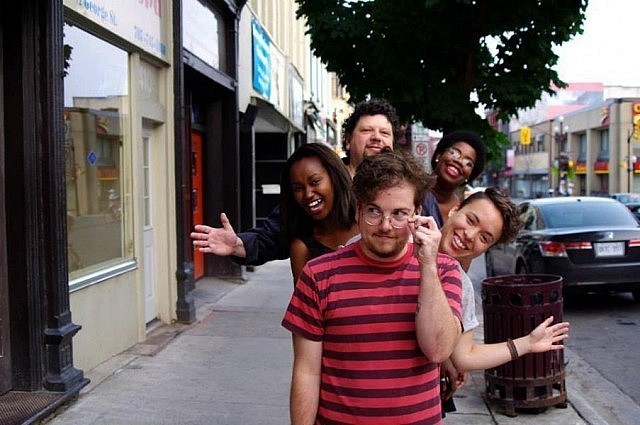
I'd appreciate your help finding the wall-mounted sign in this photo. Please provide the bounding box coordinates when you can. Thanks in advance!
[64,0,167,61]
[633,102,640,140]
[183,0,221,69]
[252,19,271,99]
[594,161,609,174]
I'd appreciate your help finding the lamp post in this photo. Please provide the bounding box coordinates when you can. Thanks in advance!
[554,116,570,195]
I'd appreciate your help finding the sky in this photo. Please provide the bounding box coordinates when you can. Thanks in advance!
[553,0,640,86]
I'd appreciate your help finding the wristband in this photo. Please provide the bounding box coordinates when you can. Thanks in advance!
[507,338,519,361]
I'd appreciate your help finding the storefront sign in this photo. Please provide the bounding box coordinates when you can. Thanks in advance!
[252,19,271,99]
[183,0,220,69]
[633,102,640,140]
[269,45,285,111]
[594,161,609,174]
[575,162,587,175]
[64,0,168,61]
[289,66,304,129]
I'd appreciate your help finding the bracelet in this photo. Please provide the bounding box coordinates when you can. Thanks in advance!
[506,338,519,361]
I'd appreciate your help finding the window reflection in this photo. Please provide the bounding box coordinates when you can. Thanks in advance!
[63,23,131,277]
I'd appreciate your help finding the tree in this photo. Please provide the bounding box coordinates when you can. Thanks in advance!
[295,0,587,163]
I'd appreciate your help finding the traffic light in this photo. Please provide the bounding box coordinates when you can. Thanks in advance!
[520,126,531,145]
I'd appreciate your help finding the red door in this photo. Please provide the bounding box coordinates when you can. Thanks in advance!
[191,131,204,279]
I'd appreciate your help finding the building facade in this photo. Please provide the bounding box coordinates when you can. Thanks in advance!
[0,0,248,422]
[236,1,337,233]
[1,1,341,421]
[506,98,640,198]
[0,0,338,423]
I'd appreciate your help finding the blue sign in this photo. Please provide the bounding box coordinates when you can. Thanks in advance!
[252,19,271,99]
[87,151,97,166]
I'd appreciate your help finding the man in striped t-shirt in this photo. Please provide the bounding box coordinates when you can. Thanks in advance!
[282,149,463,425]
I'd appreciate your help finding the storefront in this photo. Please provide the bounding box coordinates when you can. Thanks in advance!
[176,0,245,288]
[1,1,91,420]
[0,0,185,421]
[237,12,305,234]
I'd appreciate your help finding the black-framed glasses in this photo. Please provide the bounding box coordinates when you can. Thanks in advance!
[445,147,475,169]
[362,206,412,229]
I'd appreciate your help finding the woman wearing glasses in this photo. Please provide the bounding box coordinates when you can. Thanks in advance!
[280,143,358,281]
[424,130,487,227]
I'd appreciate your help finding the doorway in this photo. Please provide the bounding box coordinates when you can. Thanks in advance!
[191,130,204,280]
[142,129,157,324]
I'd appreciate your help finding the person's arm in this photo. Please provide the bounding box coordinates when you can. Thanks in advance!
[411,216,462,363]
[450,316,570,372]
[191,213,246,257]
[235,205,289,266]
[290,334,322,425]
[290,238,312,281]
[440,358,467,399]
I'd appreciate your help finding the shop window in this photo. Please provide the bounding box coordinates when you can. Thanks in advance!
[63,24,134,285]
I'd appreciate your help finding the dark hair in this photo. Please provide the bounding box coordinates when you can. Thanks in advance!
[280,143,355,243]
[431,130,486,182]
[458,186,521,245]
[341,98,401,161]
[352,147,435,209]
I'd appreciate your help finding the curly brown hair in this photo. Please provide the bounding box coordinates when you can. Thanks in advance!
[352,148,435,210]
[341,99,401,162]
[459,186,521,245]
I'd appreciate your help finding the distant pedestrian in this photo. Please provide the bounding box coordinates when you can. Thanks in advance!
[282,149,463,424]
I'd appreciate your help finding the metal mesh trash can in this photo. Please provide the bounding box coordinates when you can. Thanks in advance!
[482,274,567,417]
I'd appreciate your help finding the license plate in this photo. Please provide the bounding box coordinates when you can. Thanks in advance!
[594,242,624,257]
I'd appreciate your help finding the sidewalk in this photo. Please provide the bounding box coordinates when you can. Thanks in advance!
[41,259,617,424]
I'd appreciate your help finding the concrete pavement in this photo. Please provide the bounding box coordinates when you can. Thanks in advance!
[41,259,635,424]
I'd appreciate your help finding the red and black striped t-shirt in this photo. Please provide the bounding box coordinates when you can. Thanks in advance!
[282,242,462,425]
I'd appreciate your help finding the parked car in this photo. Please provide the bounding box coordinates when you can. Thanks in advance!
[626,203,640,223]
[610,192,640,204]
[485,196,640,301]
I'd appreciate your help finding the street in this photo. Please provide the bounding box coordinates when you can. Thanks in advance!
[563,292,640,405]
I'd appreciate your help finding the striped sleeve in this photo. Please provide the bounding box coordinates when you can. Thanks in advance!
[281,260,324,341]
[436,252,463,328]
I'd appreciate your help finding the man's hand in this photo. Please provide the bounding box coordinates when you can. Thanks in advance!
[191,213,246,257]
[409,215,441,265]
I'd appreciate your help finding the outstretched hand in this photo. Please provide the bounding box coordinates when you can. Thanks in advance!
[190,212,245,257]
[527,316,570,353]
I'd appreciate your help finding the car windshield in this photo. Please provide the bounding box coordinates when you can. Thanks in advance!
[540,202,639,228]
[614,193,640,204]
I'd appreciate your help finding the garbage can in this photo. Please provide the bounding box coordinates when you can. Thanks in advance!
[482,274,567,417]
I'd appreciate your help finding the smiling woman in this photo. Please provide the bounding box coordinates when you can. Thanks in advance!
[279,143,358,280]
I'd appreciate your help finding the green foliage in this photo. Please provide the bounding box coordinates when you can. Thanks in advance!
[63,44,73,77]
[296,0,587,160]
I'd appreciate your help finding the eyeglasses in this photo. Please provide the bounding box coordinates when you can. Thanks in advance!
[445,147,475,169]
[362,206,412,229]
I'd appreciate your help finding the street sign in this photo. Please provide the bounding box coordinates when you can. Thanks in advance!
[415,142,428,157]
